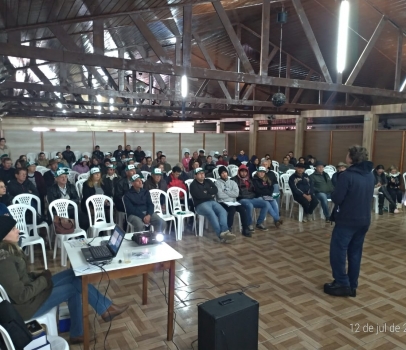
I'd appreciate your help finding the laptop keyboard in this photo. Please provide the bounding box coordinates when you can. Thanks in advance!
[90,245,111,258]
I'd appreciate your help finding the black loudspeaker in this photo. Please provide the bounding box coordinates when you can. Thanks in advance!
[198,292,259,350]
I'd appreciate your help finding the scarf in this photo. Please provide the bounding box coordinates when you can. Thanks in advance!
[237,172,250,189]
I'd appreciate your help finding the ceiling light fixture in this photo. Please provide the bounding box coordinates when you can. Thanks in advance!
[181,75,188,98]
[32,127,49,132]
[337,0,350,73]
[56,103,62,108]
[109,98,114,104]
[55,127,77,132]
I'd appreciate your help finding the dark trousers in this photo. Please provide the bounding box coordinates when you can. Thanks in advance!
[219,202,248,229]
[387,188,402,204]
[378,186,396,208]
[330,224,369,289]
[293,194,319,214]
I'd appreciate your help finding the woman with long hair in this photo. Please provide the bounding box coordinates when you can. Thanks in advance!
[0,216,128,345]
[80,167,113,213]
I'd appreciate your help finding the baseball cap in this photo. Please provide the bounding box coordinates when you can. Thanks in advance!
[90,167,100,174]
[125,164,136,171]
[223,149,227,152]
[152,168,163,175]
[54,168,69,177]
[110,157,116,162]
[194,167,205,175]
[26,161,37,167]
[258,166,267,172]
[80,157,87,162]
[130,174,144,182]
[106,164,116,169]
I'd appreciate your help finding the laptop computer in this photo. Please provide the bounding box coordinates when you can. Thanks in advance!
[81,225,125,263]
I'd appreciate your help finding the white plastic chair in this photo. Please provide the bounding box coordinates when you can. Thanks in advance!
[271,170,280,187]
[167,187,196,240]
[67,171,79,184]
[280,174,292,210]
[26,152,37,163]
[77,172,90,181]
[241,161,248,165]
[372,195,379,214]
[0,325,13,350]
[228,164,239,178]
[290,200,304,222]
[272,161,279,173]
[48,200,87,266]
[41,152,50,160]
[305,169,315,176]
[12,194,52,250]
[141,171,151,179]
[286,169,295,176]
[167,170,172,176]
[75,178,87,199]
[144,150,152,157]
[252,171,257,178]
[50,151,58,159]
[149,189,177,239]
[206,177,216,182]
[73,151,82,160]
[325,165,336,172]
[8,204,47,269]
[86,195,115,238]
[212,167,220,179]
[36,165,46,171]
[325,170,335,179]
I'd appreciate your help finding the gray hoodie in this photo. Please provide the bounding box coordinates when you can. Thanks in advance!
[215,177,240,203]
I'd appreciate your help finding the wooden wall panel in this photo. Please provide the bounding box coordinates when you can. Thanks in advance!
[304,131,330,163]
[43,132,93,154]
[373,131,403,169]
[154,134,180,166]
[205,134,226,156]
[256,131,276,158]
[94,132,124,154]
[227,133,237,157]
[235,132,249,156]
[3,130,41,161]
[331,131,363,166]
[274,131,295,162]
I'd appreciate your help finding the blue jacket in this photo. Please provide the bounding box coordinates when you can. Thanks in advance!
[331,161,374,227]
[123,188,154,219]
[237,154,248,162]
[0,203,10,216]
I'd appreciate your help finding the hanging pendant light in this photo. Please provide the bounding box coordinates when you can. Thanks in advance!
[272,8,287,108]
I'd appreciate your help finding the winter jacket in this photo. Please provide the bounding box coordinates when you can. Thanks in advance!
[310,171,334,194]
[123,188,154,219]
[198,155,207,165]
[92,150,104,161]
[288,172,314,199]
[216,160,228,166]
[7,179,40,201]
[36,159,49,167]
[102,174,121,196]
[189,157,202,170]
[133,150,146,162]
[387,173,402,190]
[141,164,153,172]
[0,244,52,320]
[43,170,58,188]
[0,167,15,184]
[289,157,297,166]
[231,175,256,200]
[113,149,124,159]
[62,150,76,164]
[27,171,47,197]
[237,154,249,162]
[143,177,168,192]
[215,177,240,203]
[73,164,89,174]
[81,181,113,212]
[47,183,79,205]
[0,203,10,215]
[373,170,387,186]
[203,162,216,177]
[279,163,293,173]
[0,194,11,206]
[190,179,218,207]
[166,174,187,193]
[229,158,242,167]
[331,161,374,227]
[248,157,258,178]
[113,177,133,212]
[331,172,339,187]
[252,174,274,197]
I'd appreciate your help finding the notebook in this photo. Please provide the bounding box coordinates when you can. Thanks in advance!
[81,225,125,263]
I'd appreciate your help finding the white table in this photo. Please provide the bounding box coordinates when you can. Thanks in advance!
[64,234,183,350]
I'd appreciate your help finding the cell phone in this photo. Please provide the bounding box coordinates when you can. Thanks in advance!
[26,320,45,336]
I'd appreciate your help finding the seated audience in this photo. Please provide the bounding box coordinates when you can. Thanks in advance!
[288,163,319,222]
[36,152,49,167]
[189,151,201,169]
[216,155,228,166]
[252,166,283,227]
[141,156,153,172]
[102,165,121,196]
[203,155,216,178]
[15,159,26,169]
[7,168,39,202]
[62,146,76,167]
[89,157,100,169]
[81,167,113,213]
[92,145,104,162]
[152,151,162,167]
[188,160,200,179]
[288,151,297,166]
[190,168,236,243]
[237,150,249,163]
[332,162,347,187]
[56,152,69,168]
[215,166,251,236]
[0,138,11,160]
[113,164,137,212]
[306,155,316,168]
[123,174,166,232]
[373,164,396,215]
[143,168,168,193]
[18,155,28,163]
[159,154,172,173]
[198,149,207,165]
[155,163,168,181]
[175,163,190,182]
[310,161,334,222]
[73,158,90,174]
[248,156,259,178]
[387,165,402,213]
[0,215,128,345]
[182,151,191,172]
[232,165,268,231]
[167,166,187,194]
[43,159,59,187]
[113,145,124,159]
[47,169,79,204]
[279,156,294,173]
[229,154,242,167]
[222,149,229,162]
[297,157,310,169]
[26,161,47,213]
[0,180,11,205]
[123,145,133,157]
[134,146,145,163]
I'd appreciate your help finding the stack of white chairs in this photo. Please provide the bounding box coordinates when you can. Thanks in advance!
[305,169,315,176]
[272,160,279,173]
[73,151,82,160]
[26,152,37,163]
[77,172,90,181]
[212,167,220,179]
[286,169,295,176]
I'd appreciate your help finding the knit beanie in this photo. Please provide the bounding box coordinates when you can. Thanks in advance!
[0,216,17,241]
[218,166,228,176]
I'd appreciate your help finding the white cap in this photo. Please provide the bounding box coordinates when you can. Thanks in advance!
[90,167,100,174]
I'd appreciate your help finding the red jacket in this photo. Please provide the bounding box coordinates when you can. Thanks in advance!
[167,174,187,198]
[216,160,228,166]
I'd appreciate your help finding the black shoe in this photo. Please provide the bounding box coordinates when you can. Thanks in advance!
[378,208,383,215]
[256,223,268,231]
[323,281,351,297]
[349,288,356,297]
[242,229,252,237]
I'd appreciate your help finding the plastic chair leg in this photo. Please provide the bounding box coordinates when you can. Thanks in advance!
[44,226,52,250]
[40,241,48,270]
[30,245,34,264]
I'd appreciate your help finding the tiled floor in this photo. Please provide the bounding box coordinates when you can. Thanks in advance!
[30,208,406,349]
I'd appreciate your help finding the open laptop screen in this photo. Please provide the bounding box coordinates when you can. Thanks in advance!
[108,225,125,255]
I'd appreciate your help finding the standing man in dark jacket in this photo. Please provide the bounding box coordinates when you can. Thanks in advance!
[288,151,297,166]
[113,145,124,160]
[62,146,76,167]
[133,146,146,163]
[92,145,104,162]
[325,146,374,297]
[288,163,319,222]
[190,168,235,243]
[310,161,334,222]
[123,174,165,232]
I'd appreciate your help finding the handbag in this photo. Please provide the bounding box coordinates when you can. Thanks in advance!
[53,215,75,234]
[0,300,32,350]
